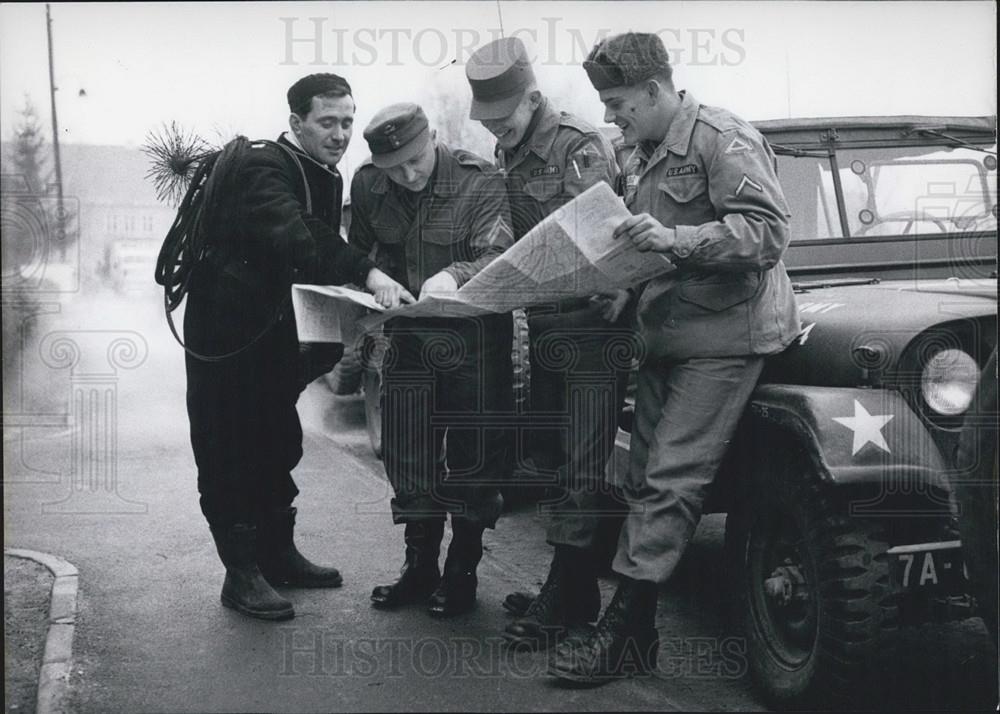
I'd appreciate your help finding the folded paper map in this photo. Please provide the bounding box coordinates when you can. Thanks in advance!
[293,182,674,342]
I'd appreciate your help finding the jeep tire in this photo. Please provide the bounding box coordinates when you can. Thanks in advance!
[725,455,898,709]
[953,348,998,646]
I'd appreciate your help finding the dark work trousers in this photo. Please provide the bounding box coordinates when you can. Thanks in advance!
[381,313,514,528]
[614,354,764,583]
[524,301,633,549]
[184,275,304,529]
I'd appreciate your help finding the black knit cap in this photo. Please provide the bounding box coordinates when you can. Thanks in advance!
[583,32,671,90]
[287,73,353,115]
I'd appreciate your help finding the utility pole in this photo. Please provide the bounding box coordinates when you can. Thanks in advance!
[46,3,66,252]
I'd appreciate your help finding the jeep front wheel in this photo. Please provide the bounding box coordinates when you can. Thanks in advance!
[726,470,897,709]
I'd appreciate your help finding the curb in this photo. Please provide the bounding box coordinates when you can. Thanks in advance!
[5,548,80,714]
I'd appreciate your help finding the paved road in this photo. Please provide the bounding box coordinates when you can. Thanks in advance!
[3,289,995,712]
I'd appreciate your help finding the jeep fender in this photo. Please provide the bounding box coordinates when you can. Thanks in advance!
[745,384,948,490]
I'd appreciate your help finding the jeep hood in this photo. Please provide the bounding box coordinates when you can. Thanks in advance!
[762,282,997,386]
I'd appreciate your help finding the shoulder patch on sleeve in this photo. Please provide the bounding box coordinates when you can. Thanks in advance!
[723,134,754,155]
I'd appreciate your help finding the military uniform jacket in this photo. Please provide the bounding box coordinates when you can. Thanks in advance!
[496,100,618,241]
[349,142,514,294]
[624,92,800,360]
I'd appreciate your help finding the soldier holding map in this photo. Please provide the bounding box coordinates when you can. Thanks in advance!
[465,37,634,649]
[546,32,800,684]
[349,103,516,618]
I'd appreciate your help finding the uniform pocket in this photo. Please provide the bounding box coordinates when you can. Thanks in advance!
[658,178,706,203]
[371,221,404,244]
[677,273,761,312]
[524,177,563,202]
[422,228,463,245]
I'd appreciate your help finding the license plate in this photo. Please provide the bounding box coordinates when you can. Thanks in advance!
[888,540,967,592]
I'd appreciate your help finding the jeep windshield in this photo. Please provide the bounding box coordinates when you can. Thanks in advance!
[756,116,998,281]
[775,144,997,240]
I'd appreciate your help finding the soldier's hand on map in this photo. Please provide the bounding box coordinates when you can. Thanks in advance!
[614,213,677,253]
[366,268,416,308]
[591,288,631,323]
[419,271,459,301]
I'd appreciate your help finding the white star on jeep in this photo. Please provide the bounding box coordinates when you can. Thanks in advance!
[833,400,894,455]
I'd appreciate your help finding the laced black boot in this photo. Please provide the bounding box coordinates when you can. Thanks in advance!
[548,575,659,684]
[427,518,484,617]
[210,523,295,621]
[503,545,601,649]
[371,520,445,609]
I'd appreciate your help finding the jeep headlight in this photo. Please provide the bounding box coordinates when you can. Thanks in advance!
[921,349,979,415]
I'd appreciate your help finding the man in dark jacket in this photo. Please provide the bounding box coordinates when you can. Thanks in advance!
[183,74,411,621]
[350,103,515,618]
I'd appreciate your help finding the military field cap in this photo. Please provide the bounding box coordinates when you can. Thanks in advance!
[363,103,432,169]
[287,73,352,115]
[583,32,671,90]
[466,37,536,120]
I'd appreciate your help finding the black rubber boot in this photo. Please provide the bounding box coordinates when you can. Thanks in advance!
[548,575,659,685]
[503,545,601,650]
[210,523,295,621]
[258,507,343,588]
[371,520,445,609]
[427,518,484,618]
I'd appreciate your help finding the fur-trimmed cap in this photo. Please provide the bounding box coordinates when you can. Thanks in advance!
[583,33,671,90]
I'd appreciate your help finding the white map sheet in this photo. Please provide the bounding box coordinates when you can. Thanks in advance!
[293,182,674,341]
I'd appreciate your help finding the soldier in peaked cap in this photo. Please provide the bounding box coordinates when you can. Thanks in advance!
[546,32,800,684]
[349,103,516,618]
[466,36,635,651]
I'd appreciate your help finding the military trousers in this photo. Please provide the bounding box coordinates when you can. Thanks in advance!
[524,302,633,549]
[613,354,764,583]
[381,313,513,528]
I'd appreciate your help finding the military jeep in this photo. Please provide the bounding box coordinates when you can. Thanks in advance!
[347,116,996,706]
[608,115,997,707]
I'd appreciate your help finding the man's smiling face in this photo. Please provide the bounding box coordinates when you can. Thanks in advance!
[291,94,355,166]
[479,91,540,151]
[598,83,657,146]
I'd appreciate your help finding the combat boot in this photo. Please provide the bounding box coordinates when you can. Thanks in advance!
[427,518,483,617]
[258,507,343,588]
[210,523,295,621]
[503,545,601,649]
[371,520,444,609]
[548,575,659,684]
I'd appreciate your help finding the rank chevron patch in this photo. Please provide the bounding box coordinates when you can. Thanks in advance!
[724,135,752,154]
[735,174,764,196]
